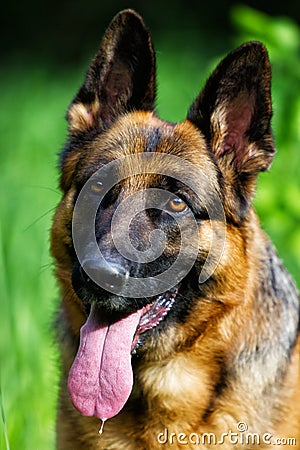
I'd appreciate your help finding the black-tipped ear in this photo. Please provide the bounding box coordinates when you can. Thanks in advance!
[67,10,156,133]
[187,42,275,218]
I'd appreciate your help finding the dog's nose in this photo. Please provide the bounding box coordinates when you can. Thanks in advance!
[80,258,128,292]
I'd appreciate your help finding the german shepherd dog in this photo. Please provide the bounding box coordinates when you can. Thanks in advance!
[51,9,300,449]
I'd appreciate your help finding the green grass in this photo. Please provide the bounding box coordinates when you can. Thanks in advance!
[1,8,300,449]
[0,66,72,450]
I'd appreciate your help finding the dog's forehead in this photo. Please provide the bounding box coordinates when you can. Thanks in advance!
[82,111,218,193]
[90,111,211,168]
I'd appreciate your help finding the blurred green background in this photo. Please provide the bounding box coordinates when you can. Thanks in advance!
[1,1,299,448]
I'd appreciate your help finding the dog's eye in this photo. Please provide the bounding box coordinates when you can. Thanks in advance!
[90,181,104,194]
[166,197,187,213]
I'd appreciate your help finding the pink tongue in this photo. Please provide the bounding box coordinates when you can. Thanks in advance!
[68,303,142,419]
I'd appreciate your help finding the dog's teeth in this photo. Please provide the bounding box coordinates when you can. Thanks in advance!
[155,295,164,307]
[165,298,174,309]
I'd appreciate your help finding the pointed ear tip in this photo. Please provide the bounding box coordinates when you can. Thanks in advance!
[113,9,146,27]
[108,9,151,44]
[241,40,266,49]
[117,8,142,17]
[239,41,270,60]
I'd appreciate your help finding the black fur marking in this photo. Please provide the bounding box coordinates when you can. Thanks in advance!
[145,127,162,152]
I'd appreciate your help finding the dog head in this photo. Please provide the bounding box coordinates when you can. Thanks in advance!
[51,10,275,420]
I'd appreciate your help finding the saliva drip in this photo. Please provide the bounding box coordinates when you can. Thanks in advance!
[99,418,107,435]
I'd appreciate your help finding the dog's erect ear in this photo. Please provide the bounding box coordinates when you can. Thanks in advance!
[67,10,156,132]
[187,42,275,219]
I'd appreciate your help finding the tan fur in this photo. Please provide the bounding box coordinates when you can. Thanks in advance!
[68,99,101,132]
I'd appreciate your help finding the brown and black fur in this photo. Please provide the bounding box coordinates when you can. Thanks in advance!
[51,10,300,449]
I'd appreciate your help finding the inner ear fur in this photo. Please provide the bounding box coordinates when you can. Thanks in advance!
[67,9,156,133]
[187,42,275,219]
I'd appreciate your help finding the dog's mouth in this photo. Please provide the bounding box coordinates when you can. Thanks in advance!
[131,286,178,352]
[68,286,179,421]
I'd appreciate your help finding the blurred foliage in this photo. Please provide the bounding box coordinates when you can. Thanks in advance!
[0,5,299,450]
[0,68,67,449]
[231,5,300,286]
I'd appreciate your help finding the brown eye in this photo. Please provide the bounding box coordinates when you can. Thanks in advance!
[90,181,104,194]
[167,197,187,213]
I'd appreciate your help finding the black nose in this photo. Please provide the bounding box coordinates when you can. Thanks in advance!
[80,258,128,293]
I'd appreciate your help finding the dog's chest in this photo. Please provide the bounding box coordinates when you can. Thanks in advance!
[134,353,214,418]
